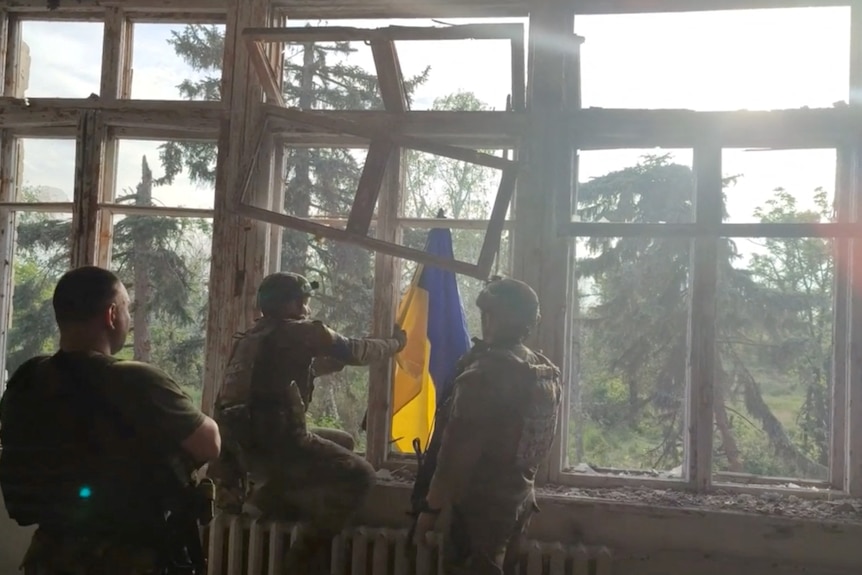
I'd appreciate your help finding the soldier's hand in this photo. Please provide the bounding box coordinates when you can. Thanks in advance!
[413,511,438,546]
[393,324,408,352]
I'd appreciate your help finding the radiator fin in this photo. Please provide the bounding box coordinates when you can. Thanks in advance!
[203,514,613,575]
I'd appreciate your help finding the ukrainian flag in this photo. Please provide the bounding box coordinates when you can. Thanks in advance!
[390,227,471,453]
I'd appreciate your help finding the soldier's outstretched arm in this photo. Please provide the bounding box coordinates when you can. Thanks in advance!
[309,321,407,366]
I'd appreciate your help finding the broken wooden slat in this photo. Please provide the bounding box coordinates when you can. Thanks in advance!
[371,39,407,113]
[476,162,518,276]
[237,203,486,278]
[245,37,286,107]
[346,138,393,241]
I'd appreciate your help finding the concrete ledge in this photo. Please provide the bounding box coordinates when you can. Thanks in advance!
[360,482,862,573]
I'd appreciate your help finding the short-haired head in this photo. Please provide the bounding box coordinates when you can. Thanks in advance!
[53,266,131,355]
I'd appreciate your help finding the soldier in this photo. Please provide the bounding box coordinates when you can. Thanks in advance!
[0,266,221,575]
[411,278,561,575]
[209,271,407,573]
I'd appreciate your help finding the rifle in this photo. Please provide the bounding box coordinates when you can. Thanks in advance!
[406,339,489,542]
[159,477,214,575]
[404,371,460,546]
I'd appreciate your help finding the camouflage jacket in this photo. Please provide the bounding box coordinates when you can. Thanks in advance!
[429,341,562,508]
[217,316,402,410]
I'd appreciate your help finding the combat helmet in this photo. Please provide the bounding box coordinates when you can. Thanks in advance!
[476,276,540,329]
[256,272,319,314]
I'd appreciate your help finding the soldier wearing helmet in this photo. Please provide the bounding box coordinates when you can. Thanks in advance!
[209,271,407,573]
[411,277,561,575]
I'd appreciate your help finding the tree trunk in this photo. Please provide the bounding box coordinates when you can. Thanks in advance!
[714,360,743,472]
[281,43,316,272]
[133,156,153,362]
[326,385,340,422]
[735,354,828,479]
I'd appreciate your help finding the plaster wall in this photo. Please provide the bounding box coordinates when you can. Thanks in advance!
[0,495,34,573]
[1,483,860,575]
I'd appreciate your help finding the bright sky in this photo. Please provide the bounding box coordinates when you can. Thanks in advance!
[15,7,851,248]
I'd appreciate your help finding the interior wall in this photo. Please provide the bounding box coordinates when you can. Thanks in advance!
[359,483,862,575]
[2,482,860,575]
[0,495,34,572]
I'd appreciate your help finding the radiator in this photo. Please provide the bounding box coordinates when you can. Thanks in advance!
[204,513,613,575]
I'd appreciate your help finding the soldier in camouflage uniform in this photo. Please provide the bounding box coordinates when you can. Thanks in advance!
[411,278,561,575]
[209,272,407,573]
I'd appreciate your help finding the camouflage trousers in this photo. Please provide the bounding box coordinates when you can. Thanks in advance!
[247,430,375,575]
[443,497,535,575]
[20,529,161,575]
[248,429,374,530]
[207,421,358,513]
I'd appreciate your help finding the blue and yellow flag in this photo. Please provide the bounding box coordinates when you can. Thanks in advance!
[390,228,471,453]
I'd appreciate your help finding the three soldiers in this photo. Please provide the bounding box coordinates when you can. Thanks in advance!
[0,264,558,575]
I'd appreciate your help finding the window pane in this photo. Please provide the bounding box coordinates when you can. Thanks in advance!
[395,38,514,111]
[577,8,850,110]
[715,235,833,482]
[6,213,72,375]
[131,23,225,101]
[114,140,217,210]
[20,21,103,98]
[404,147,511,220]
[567,234,689,478]
[279,146,370,219]
[723,149,837,224]
[15,138,76,203]
[108,213,212,403]
[577,150,694,224]
[277,18,525,112]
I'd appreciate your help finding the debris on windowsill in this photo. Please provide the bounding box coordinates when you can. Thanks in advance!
[541,484,862,524]
[375,468,394,480]
[374,465,862,524]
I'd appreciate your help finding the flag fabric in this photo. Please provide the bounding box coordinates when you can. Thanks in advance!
[390,228,471,453]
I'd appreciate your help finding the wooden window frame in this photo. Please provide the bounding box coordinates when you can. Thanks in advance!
[2,0,860,496]
[239,23,525,281]
[0,6,223,385]
[555,110,862,497]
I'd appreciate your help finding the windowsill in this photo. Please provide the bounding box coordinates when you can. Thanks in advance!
[362,477,862,571]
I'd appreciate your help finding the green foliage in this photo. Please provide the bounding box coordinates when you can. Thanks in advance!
[6,187,70,373]
[7,175,211,392]
[572,155,832,479]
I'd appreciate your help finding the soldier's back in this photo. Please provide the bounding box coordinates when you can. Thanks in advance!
[218,317,331,407]
[458,344,561,506]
